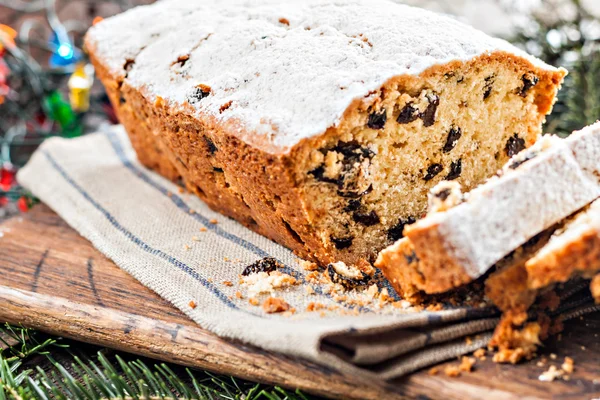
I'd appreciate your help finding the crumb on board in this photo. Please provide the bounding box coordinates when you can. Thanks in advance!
[562,356,574,374]
[223,281,233,286]
[189,209,196,215]
[539,365,563,382]
[428,367,439,376]
[235,291,243,299]
[192,236,200,241]
[262,297,291,313]
[189,300,197,309]
[184,244,191,250]
[200,227,207,232]
[444,366,461,377]
[473,348,486,360]
[459,356,476,372]
[178,187,184,194]
[305,286,315,295]
[209,219,218,224]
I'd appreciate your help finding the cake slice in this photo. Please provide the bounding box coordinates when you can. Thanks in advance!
[526,198,600,292]
[393,123,600,293]
[86,0,565,272]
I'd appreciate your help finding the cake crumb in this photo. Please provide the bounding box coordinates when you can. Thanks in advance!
[306,302,326,312]
[200,227,207,232]
[550,353,557,360]
[459,356,476,372]
[192,236,200,241]
[465,336,473,346]
[241,270,297,296]
[189,209,196,215]
[561,357,574,374]
[209,219,218,224]
[184,244,191,250]
[539,365,563,382]
[305,286,315,295]
[366,284,379,298]
[300,259,319,271]
[473,348,486,360]
[189,300,197,309]
[235,291,243,299]
[249,297,259,306]
[278,17,290,25]
[444,366,461,377]
[223,281,233,287]
[428,367,439,376]
[263,297,290,313]
[178,187,184,194]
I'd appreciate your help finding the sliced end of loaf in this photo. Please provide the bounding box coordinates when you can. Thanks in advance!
[295,52,564,271]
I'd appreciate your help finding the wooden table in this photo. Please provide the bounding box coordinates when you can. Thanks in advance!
[1,205,599,399]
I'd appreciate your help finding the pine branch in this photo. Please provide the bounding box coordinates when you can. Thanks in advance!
[0,324,316,400]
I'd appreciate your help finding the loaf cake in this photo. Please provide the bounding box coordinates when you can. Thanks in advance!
[85,0,565,271]
[381,123,600,293]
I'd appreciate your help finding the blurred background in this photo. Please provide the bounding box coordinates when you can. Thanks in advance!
[0,0,599,217]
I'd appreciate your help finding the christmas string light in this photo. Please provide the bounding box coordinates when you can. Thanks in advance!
[0,0,134,214]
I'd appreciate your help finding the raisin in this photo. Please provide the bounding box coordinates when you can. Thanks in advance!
[483,75,495,100]
[387,217,416,242]
[421,94,439,127]
[204,136,218,154]
[397,103,420,124]
[505,134,526,157]
[344,199,362,212]
[443,127,462,153]
[508,152,537,169]
[404,250,420,265]
[435,188,452,201]
[123,59,135,73]
[367,109,387,130]
[333,141,375,160]
[423,163,443,181]
[352,210,380,226]
[331,236,353,249]
[188,86,211,104]
[327,264,370,289]
[242,257,280,275]
[445,159,462,180]
[213,167,224,173]
[519,73,539,97]
[309,165,337,184]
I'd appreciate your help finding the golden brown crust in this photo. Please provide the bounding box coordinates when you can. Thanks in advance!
[374,238,424,302]
[403,222,474,293]
[526,229,600,290]
[591,274,600,303]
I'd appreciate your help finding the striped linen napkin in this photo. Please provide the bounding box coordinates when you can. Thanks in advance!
[17,124,598,380]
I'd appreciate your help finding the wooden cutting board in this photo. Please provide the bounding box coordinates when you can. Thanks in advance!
[1,205,599,400]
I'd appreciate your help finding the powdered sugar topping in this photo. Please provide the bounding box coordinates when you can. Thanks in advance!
[86,0,557,153]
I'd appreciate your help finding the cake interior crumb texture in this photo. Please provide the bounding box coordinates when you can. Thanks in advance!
[86,0,565,271]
